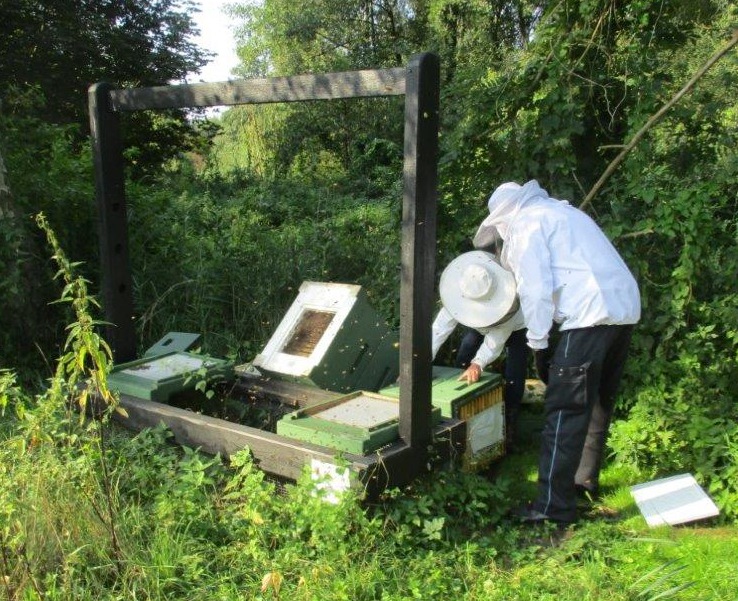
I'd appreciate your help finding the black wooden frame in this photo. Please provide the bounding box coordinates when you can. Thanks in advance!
[89,53,449,490]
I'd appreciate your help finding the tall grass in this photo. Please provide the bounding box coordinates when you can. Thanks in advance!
[3,415,736,600]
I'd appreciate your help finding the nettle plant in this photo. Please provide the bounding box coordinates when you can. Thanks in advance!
[33,213,126,559]
[376,470,511,546]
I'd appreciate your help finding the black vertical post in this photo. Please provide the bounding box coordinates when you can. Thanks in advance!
[398,53,440,451]
[89,83,136,362]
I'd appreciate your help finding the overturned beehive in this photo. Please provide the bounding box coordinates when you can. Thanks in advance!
[253,282,399,393]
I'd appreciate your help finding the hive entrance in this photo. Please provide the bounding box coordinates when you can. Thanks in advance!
[281,309,335,357]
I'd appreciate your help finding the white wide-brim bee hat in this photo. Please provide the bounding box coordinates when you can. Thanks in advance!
[439,250,518,328]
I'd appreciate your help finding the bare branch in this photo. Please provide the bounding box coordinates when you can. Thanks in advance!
[615,228,654,240]
[580,29,738,211]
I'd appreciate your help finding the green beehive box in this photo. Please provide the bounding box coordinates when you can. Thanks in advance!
[379,366,503,418]
[108,351,235,403]
[380,366,505,470]
[253,282,399,393]
[276,391,441,455]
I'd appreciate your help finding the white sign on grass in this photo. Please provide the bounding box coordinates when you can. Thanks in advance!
[630,473,719,527]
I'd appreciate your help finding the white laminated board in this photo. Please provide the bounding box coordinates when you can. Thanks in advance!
[630,473,719,527]
[118,353,211,381]
[466,403,504,454]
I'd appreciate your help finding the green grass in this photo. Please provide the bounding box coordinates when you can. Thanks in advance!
[1,405,736,601]
[480,428,737,601]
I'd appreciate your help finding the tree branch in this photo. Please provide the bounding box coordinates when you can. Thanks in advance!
[580,29,738,211]
[615,228,654,240]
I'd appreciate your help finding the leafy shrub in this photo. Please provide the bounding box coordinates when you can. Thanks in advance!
[0,89,96,377]
[609,367,738,521]
[377,469,511,547]
[125,170,402,359]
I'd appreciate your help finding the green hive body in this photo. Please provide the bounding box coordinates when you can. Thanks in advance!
[276,391,442,455]
[108,351,235,403]
[380,366,506,470]
[379,365,502,417]
[253,282,399,393]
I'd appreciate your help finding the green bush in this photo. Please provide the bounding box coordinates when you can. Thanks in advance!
[0,89,96,376]
[125,170,402,360]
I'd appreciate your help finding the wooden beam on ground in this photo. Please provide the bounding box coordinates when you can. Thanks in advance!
[114,393,465,498]
[115,394,370,481]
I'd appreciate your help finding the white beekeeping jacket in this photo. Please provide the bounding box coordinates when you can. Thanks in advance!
[431,306,525,368]
[482,180,641,350]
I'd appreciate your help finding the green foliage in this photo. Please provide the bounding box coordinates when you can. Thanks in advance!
[0,161,26,365]
[208,105,286,178]
[125,170,402,358]
[0,220,126,597]
[111,423,180,503]
[0,1,212,184]
[0,369,23,419]
[0,91,98,376]
[231,0,420,78]
[0,0,207,126]
[609,375,738,520]
[2,372,737,601]
[377,469,511,547]
[629,559,695,600]
[226,0,409,181]
[598,8,738,520]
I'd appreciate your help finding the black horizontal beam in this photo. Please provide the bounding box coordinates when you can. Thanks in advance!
[109,67,406,112]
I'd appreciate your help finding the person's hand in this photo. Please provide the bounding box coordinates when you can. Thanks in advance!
[534,349,551,385]
[458,363,482,385]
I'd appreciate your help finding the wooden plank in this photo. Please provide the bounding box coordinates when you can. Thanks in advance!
[398,53,440,450]
[88,83,137,362]
[114,393,465,496]
[115,394,372,481]
[234,369,342,408]
[109,68,406,112]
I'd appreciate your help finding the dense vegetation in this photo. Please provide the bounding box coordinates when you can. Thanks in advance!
[1,0,737,598]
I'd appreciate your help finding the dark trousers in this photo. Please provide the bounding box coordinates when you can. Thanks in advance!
[455,328,529,440]
[533,324,634,522]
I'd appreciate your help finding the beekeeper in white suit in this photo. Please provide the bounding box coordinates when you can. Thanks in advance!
[431,230,530,449]
[481,179,641,525]
[431,250,525,385]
